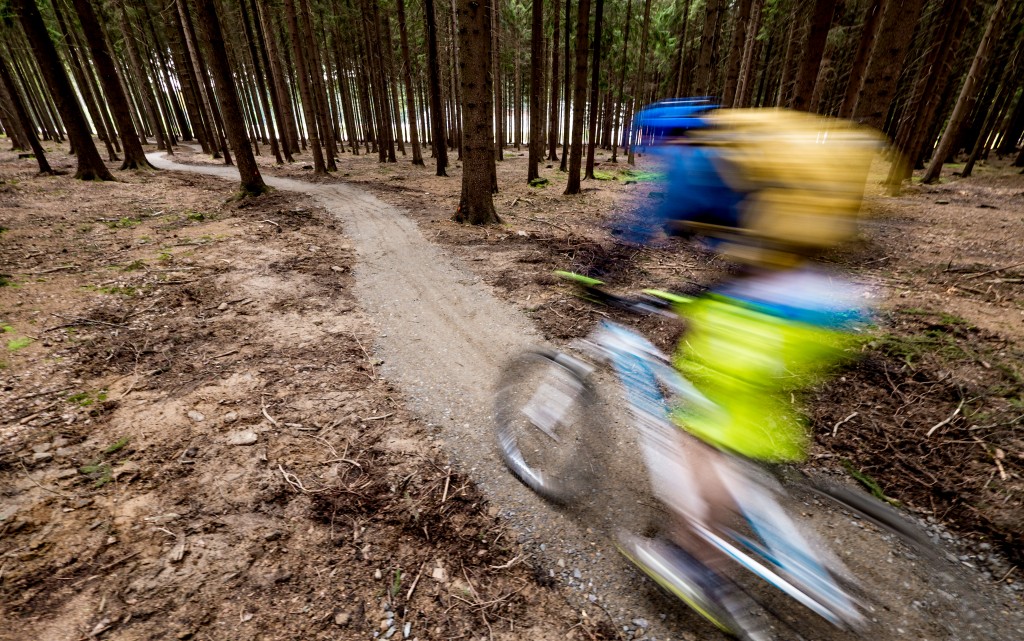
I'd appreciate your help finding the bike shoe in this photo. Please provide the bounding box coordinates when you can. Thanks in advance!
[616,532,771,641]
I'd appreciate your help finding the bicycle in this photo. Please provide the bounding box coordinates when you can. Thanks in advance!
[493,271,933,640]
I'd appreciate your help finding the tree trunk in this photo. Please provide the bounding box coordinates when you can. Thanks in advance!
[837,0,884,119]
[851,0,926,130]
[424,0,448,176]
[237,0,282,163]
[492,0,504,160]
[119,3,172,158]
[923,0,1011,183]
[735,0,764,107]
[547,0,562,161]
[72,0,152,169]
[722,0,753,107]
[611,0,633,162]
[176,0,230,162]
[453,0,499,224]
[998,90,1024,156]
[257,1,297,160]
[564,0,591,194]
[559,0,573,171]
[788,0,835,112]
[50,0,119,160]
[13,0,112,180]
[395,0,423,165]
[165,0,212,151]
[962,58,1020,177]
[627,0,652,164]
[584,0,604,179]
[302,0,339,169]
[0,52,51,173]
[193,0,267,194]
[382,11,405,156]
[693,0,724,96]
[283,0,326,173]
[528,0,545,181]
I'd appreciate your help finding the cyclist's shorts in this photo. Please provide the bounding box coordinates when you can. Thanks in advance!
[672,293,859,462]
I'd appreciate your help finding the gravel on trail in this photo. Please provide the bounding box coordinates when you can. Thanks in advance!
[147,153,1024,641]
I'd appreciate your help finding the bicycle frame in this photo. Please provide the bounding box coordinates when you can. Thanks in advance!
[570,319,864,629]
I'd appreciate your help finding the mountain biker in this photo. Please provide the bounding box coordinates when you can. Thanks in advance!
[616,102,882,634]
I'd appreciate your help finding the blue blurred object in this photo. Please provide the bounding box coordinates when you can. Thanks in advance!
[632,98,720,144]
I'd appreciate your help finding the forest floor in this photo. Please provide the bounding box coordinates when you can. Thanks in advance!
[1,140,1022,641]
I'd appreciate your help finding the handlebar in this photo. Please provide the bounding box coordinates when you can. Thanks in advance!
[554,271,693,318]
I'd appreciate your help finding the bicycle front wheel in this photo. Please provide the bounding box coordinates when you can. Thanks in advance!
[493,349,601,505]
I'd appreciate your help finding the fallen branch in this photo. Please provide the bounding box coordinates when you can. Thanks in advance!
[832,412,859,437]
[926,398,965,437]
[960,260,1024,280]
[22,264,78,275]
[18,457,72,499]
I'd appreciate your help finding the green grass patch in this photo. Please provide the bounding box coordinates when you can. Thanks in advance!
[842,459,899,506]
[528,177,549,188]
[82,284,138,296]
[68,389,108,407]
[0,274,13,287]
[79,463,113,488]
[619,168,663,182]
[6,336,32,351]
[122,259,147,271]
[592,170,617,181]
[104,217,142,229]
[104,436,130,455]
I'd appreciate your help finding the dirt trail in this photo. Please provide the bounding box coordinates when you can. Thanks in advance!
[146,153,1023,640]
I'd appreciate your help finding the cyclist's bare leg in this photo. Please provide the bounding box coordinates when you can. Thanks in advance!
[647,428,737,572]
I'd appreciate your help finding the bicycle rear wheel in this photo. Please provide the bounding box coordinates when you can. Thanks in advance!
[493,349,601,505]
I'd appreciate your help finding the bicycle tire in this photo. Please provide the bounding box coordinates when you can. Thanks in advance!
[493,349,600,505]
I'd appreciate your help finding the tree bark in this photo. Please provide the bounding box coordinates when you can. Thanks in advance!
[584,0,604,179]
[283,0,326,173]
[998,89,1024,156]
[788,0,835,112]
[852,0,926,130]
[119,2,172,157]
[559,0,573,171]
[564,0,591,194]
[50,0,119,160]
[627,0,652,164]
[693,0,724,96]
[396,0,424,165]
[837,0,884,119]
[735,0,764,107]
[72,0,152,169]
[962,56,1020,177]
[0,51,51,173]
[528,0,545,181]
[547,0,562,161]
[13,0,112,180]
[453,0,499,224]
[424,0,448,176]
[722,0,753,107]
[176,0,229,161]
[492,0,504,160]
[611,0,632,162]
[923,0,1011,183]
[193,0,267,194]
[238,0,282,163]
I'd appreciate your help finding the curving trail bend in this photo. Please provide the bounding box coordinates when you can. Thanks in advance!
[147,153,1021,641]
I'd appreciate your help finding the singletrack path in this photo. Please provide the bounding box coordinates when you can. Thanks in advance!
[147,153,1022,641]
